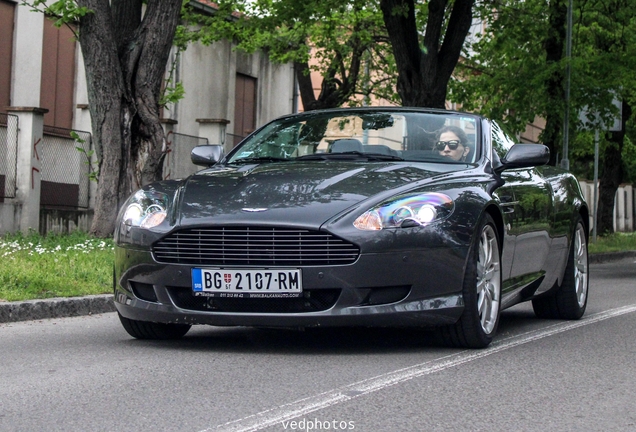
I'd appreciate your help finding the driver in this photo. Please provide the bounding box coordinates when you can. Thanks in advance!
[435,126,470,162]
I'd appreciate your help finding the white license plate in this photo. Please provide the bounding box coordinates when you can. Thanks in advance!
[192,268,302,298]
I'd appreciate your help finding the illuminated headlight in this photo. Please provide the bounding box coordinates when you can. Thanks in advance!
[121,190,168,229]
[354,192,454,231]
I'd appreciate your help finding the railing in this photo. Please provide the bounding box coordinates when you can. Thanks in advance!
[163,131,209,180]
[0,113,19,201]
[40,125,92,209]
[226,133,246,148]
[579,181,634,233]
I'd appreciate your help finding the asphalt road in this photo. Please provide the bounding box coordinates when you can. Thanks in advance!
[1,257,635,432]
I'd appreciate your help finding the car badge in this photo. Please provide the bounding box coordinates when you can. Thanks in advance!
[242,208,268,212]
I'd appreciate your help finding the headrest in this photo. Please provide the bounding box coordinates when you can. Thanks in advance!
[330,139,363,153]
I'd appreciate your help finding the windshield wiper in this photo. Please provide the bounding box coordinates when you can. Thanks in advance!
[362,152,404,161]
[296,151,403,161]
[229,156,290,164]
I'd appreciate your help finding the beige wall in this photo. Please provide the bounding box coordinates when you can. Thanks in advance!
[157,40,295,178]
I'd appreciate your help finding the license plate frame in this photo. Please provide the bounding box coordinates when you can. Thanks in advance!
[192,268,303,298]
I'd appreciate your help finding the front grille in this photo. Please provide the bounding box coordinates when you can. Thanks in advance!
[167,287,341,313]
[152,227,360,266]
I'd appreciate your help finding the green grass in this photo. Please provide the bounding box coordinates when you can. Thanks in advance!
[588,231,636,254]
[0,231,113,302]
[0,229,634,303]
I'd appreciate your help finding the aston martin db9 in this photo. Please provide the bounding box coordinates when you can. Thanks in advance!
[114,107,589,348]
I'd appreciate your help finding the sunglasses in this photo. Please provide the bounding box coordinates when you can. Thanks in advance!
[435,140,462,151]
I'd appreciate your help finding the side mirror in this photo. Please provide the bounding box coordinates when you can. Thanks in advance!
[191,145,224,166]
[496,144,550,173]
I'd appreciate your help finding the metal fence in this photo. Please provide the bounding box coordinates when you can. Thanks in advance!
[40,125,92,209]
[227,133,246,148]
[163,131,209,180]
[0,113,19,201]
[579,181,634,233]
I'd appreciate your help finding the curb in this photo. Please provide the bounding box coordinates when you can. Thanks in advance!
[588,250,636,264]
[0,294,115,324]
[1,251,634,324]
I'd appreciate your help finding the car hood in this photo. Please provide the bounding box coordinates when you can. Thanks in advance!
[176,161,456,228]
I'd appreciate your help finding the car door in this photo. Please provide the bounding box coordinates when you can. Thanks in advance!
[491,122,553,288]
[506,167,553,281]
[489,121,517,284]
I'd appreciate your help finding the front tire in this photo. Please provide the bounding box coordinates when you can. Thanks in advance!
[532,216,588,320]
[118,313,191,340]
[438,213,502,348]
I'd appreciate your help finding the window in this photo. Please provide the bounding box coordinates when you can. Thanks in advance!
[233,74,257,147]
[0,0,15,113]
[40,16,76,128]
[491,120,516,161]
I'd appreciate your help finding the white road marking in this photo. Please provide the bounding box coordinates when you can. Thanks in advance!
[202,305,636,432]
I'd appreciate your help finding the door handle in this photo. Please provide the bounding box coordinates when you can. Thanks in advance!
[500,201,518,214]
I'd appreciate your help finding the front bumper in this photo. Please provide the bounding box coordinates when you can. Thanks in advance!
[114,245,468,328]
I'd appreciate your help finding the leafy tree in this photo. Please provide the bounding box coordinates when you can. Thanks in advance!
[29,0,183,237]
[183,0,398,111]
[452,0,636,234]
[577,0,636,234]
[450,0,568,165]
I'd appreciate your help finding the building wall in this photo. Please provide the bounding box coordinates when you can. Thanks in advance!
[40,17,76,129]
[164,39,295,179]
[169,41,295,140]
[10,2,44,108]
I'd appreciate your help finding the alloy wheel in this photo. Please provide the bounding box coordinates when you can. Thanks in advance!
[476,225,501,334]
[573,224,589,308]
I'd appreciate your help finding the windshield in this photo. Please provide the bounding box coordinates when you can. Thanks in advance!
[226,110,480,166]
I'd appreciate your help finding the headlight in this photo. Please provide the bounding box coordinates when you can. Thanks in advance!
[354,192,454,230]
[121,189,168,229]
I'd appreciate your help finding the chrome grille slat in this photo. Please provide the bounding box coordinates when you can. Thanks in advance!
[152,227,360,266]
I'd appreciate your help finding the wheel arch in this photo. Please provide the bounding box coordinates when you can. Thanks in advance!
[578,202,590,240]
[484,204,505,252]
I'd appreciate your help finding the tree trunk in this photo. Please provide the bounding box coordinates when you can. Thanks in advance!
[542,0,567,166]
[295,61,326,111]
[294,31,365,112]
[380,0,474,108]
[596,100,631,235]
[77,0,182,237]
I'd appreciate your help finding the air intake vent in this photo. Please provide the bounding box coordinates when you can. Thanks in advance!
[167,287,341,313]
[152,227,360,266]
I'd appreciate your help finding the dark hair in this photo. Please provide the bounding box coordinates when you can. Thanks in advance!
[436,125,469,146]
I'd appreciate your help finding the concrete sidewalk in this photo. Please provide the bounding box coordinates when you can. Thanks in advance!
[1,251,635,324]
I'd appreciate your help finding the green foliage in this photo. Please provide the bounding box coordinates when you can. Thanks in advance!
[452,0,636,181]
[71,131,98,182]
[623,134,636,183]
[179,0,398,105]
[588,232,636,252]
[23,0,92,29]
[450,1,560,134]
[0,231,114,302]
[160,81,185,108]
[570,119,636,183]
[160,47,186,109]
[569,129,595,180]
[177,1,248,50]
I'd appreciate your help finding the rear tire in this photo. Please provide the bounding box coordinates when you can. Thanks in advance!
[437,213,502,349]
[532,216,588,320]
[118,313,191,340]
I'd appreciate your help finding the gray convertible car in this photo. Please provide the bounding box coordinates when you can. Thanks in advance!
[114,107,589,348]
